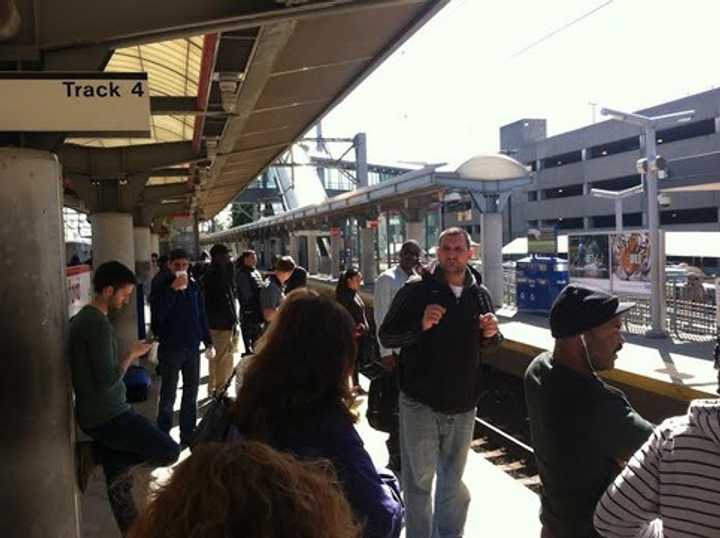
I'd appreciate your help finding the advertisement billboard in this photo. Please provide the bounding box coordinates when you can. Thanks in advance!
[567,231,653,294]
[527,228,557,255]
[611,232,651,293]
[568,234,610,290]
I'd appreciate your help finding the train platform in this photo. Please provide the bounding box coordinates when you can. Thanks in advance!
[489,309,718,422]
[80,349,541,537]
[356,404,541,537]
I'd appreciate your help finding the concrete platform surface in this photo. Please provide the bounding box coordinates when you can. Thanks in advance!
[497,311,718,400]
[81,359,541,537]
[355,389,541,538]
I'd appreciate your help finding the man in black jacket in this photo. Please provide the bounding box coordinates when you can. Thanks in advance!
[235,249,264,355]
[201,244,238,395]
[379,227,502,538]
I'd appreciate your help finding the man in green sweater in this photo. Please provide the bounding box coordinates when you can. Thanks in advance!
[69,261,179,535]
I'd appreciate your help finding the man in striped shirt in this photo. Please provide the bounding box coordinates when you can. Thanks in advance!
[595,399,720,537]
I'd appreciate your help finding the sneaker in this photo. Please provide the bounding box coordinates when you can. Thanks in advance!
[76,442,96,493]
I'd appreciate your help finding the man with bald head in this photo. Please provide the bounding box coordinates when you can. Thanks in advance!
[372,240,423,472]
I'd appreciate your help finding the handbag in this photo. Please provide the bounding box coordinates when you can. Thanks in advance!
[123,364,151,403]
[357,333,387,381]
[189,367,238,451]
[366,371,399,433]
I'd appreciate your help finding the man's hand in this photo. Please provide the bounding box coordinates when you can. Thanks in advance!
[381,353,398,371]
[422,304,446,331]
[171,273,188,291]
[479,313,499,338]
[121,340,153,371]
[205,346,216,360]
[129,340,153,360]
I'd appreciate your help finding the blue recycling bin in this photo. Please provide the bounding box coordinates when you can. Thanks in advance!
[516,256,569,313]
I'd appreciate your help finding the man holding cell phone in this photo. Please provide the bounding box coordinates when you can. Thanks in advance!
[151,248,214,447]
[379,227,503,538]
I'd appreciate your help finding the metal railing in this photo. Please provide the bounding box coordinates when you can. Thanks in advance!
[501,272,718,343]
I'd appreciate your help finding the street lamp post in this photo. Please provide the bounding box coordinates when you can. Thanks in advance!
[600,107,695,337]
[590,183,644,235]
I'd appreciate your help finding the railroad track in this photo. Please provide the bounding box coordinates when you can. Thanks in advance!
[472,417,541,493]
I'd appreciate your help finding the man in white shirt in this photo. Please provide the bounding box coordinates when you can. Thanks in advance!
[372,240,423,471]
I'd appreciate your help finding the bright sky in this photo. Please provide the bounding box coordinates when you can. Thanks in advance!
[322,0,720,169]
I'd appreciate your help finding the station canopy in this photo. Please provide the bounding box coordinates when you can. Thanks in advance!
[39,0,450,221]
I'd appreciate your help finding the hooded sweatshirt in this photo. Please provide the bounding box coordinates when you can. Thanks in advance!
[594,399,720,538]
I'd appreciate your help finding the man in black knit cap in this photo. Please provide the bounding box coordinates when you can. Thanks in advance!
[524,284,653,538]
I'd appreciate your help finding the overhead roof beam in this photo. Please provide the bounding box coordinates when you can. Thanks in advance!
[150,96,226,117]
[197,21,296,212]
[148,167,191,177]
[140,183,192,202]
[35,0,429,51]
[58,141,203,178]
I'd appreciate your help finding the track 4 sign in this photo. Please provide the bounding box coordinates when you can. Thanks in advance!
[0,72,150,136]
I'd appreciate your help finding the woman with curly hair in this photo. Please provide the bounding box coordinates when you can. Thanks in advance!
[128,441,361,538]
[231,289,403,538]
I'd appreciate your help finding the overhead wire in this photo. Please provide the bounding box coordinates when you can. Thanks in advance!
[509,0,615,61]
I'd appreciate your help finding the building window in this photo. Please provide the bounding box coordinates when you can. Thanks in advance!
[587,136,641,159]
[623,213,642,227]
[591,174,641,191]
[542,184,583,200]
[474,225,482,234]
[528,191,538,202]
[525,161,538,172]
[556,217,584,230]
[592,215,615,228]
[542,150,582,169]
[656,118,715,145]
[660,207,718,225]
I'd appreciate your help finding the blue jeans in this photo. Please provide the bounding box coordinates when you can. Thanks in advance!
[157,347,201,443]
[399,392,475,538]
[84,410,180,533]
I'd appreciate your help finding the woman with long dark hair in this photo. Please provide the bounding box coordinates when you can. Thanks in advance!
[230,289,402,538]
[335,269,370,395]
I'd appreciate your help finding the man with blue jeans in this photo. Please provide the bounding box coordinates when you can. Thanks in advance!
[380,228,502,538]
[69,261,179,535]
[152,248,214,446]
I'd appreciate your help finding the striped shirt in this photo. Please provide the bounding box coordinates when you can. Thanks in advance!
[594,399,720,538]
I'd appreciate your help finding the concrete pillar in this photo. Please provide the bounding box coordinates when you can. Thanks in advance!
[150,233,160,257]
[133,226,152,288]
[405,220,424,246]
[360,227,377,283]
[0,148,80,537]
[480,212,504,308]
[192,212,201,260]
[92,212,137,357]
[306,234,320,275]
[288,235,300,265]
[330,234,343,277]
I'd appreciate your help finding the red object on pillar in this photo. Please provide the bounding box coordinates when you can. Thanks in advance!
[330,227,342,237]
[367,220,379,230]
